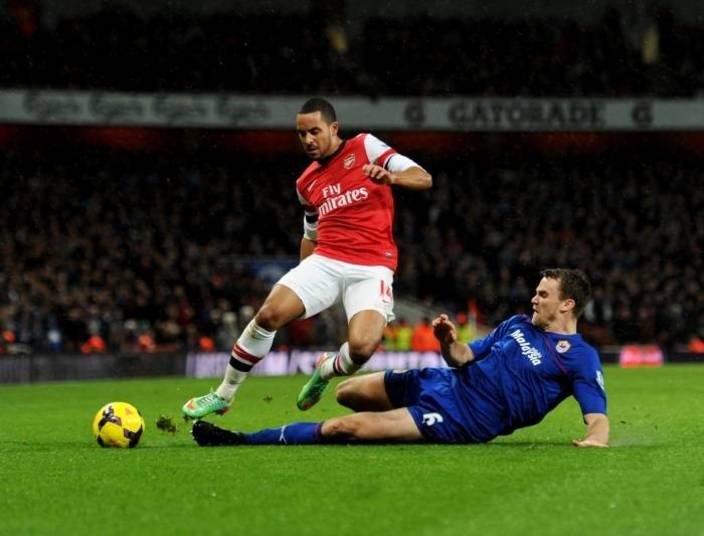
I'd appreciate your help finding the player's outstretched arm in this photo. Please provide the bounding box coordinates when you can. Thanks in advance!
[573,413,609,448]
[432,314,474,367]
[362,164,432,190]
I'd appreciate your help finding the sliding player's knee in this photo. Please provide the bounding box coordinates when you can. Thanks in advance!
[335,380,352,407]
[322,415,365,441]
[335,379,365,410]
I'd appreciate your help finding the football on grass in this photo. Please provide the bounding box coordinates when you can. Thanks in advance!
[92,402,145,448]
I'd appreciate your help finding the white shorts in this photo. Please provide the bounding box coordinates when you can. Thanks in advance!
[277,254,395,323]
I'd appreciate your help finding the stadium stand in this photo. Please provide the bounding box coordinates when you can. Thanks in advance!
[1,2,702,358]
[2,6,704,96]
[1,145,701,353]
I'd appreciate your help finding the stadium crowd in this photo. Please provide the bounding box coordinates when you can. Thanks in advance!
[0,145,701,354]
[2,6,704,96]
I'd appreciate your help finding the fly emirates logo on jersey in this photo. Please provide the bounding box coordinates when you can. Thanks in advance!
[509,329,543,366]
[318,183,369,217]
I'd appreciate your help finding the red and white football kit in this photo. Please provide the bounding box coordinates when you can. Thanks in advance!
[297,133,399,270]
[277,133,417,321]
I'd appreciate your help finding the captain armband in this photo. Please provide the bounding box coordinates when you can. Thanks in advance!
[384,153,420,173]
[303,212,319,241]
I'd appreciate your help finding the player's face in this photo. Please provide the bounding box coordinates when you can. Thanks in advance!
[530,277,564,329]
[296,111,339,160]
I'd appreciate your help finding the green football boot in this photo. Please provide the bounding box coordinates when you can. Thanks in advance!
[296,352,334,411]
[182,391,231,420]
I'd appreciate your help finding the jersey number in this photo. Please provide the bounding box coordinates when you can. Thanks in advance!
[422,413,444,427]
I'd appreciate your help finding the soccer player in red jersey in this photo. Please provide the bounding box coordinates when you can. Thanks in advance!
[182,97,432,419]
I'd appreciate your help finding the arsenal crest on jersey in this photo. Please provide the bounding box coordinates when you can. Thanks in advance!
[555,340,571,353]
[343,153,356,169]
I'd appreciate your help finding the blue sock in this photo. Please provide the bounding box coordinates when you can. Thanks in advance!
[244,422,323,445]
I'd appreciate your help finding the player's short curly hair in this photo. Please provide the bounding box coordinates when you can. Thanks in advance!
[299,97,337,124]
[540,268,592,317]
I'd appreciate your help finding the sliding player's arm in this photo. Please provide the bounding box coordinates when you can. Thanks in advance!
[572,358,609,447]
[432,314,475,367]
[573,413,609,448]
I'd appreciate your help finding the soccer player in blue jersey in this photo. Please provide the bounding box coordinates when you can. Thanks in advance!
[192,268,609,447]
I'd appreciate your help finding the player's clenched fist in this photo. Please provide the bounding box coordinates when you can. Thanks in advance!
[363,164,396,184]
[432,314,457,343]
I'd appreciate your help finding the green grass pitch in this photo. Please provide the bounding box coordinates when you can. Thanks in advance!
[2,366,704,535]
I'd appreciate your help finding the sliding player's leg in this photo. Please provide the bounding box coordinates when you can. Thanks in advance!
[335,371,394,412]
[192,408,423,446]
[321,408,423,442]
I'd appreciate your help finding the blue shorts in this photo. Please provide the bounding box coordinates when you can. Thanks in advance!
[384,368,481,444]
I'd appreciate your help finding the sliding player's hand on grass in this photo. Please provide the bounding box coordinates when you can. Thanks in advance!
[572,438,608,448]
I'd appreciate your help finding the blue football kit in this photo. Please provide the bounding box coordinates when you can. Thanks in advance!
[194,314,607,447]
[385,315,607,443]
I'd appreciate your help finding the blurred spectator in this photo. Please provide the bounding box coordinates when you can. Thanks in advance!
[411,318,441,352]
[81,334,106,354]
[394,318,413,351]
[215,311,239,352]
[382,322,398,350]
[137,331,157,353]
[688,316,704,353]
[689,337,704,353]
[455,313,478,344]
[288,318,315,348]
[1,6,704,96]
[0,144,701,353]
[198,336,215,352]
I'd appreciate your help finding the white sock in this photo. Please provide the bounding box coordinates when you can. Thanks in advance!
[215,320,276,401]
[318,342,363,381]
[215,365,247,401]
[237,319,277,357]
